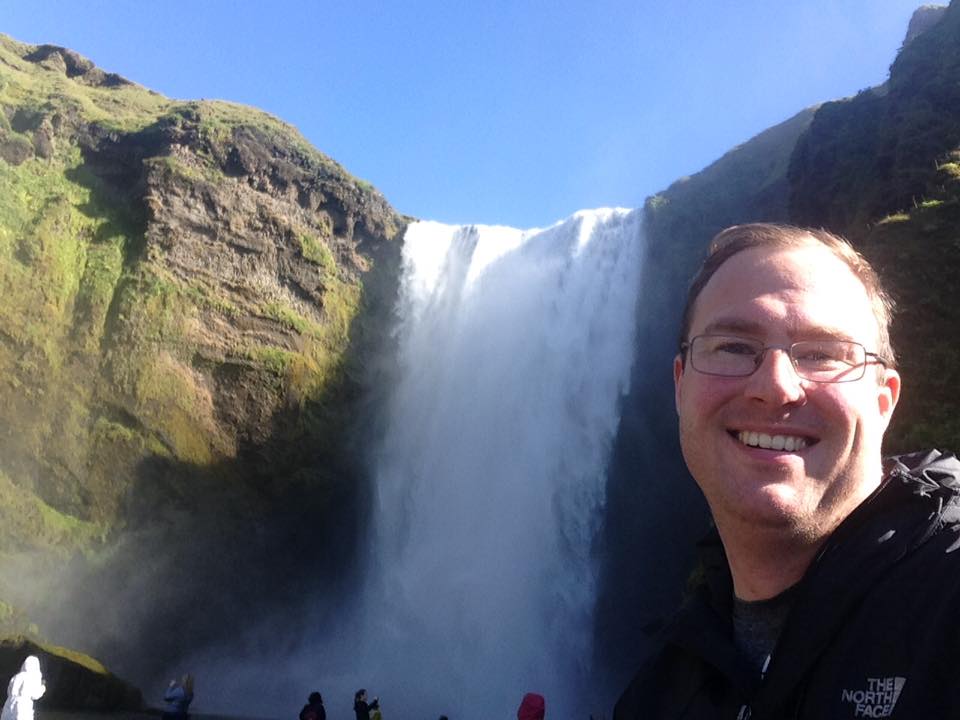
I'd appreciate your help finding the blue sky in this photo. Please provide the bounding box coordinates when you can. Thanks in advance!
[4,1,926,227]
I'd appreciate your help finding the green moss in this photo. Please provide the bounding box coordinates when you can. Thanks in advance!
[188,100,343,172]
[34,639,109,675]
[247,345,296,376]
[877,212,910,224]
[0,35,171,133]
[132,350,214,464]
[319,278,362,348]
[938,161,960,179]
[74,235,125,352]
[263,301,322,335]
[298,232,336,272]
[0,469,106,553]
[116,270,194,346]
[283,278,363,402]
[183,281,241,317]
[91,417,139,446]
[149,153,224,185]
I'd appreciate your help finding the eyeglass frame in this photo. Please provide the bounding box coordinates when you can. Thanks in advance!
[678,334,892,383]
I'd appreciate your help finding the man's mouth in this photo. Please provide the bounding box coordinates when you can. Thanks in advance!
[734,430,815,452]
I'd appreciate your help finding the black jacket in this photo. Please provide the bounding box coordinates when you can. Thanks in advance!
[614,450,960,719]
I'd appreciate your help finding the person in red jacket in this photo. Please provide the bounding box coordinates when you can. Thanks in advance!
[516,692,544,720]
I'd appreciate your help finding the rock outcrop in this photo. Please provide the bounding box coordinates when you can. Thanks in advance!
[0,33,406,696]
[903,4,948,46]
[0,637,142,712]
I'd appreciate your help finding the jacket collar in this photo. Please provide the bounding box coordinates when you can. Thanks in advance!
[664,450,960,708]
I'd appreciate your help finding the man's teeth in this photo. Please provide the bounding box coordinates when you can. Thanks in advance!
[737,431,808,452]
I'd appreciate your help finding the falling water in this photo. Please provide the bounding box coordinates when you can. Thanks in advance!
[361,208,644,718]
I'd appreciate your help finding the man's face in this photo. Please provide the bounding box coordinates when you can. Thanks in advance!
[673,243,900,540]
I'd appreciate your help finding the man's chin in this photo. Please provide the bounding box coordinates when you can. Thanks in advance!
[723,483,813,530]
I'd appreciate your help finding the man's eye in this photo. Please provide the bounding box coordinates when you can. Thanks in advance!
[795,349,834,362]
[715,342,756,355]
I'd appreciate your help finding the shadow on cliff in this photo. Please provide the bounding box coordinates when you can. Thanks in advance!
[108,230,402,697]
[31,123,408,700]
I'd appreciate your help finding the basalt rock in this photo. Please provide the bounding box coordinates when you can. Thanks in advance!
[0,33,406,688]
[0,637,142,712]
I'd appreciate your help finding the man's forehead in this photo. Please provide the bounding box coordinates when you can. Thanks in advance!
[700,315,859,342]
[690,244,877,337]
[706,244,863,296]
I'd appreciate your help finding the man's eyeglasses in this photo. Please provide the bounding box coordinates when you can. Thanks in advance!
[680,334,890,383]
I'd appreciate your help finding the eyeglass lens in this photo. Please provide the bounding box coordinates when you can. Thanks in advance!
[689,335,867,382]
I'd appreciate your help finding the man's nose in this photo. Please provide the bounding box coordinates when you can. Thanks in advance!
[745,347,806,405]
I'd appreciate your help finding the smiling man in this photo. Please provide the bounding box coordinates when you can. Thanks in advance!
[614,224,960,719]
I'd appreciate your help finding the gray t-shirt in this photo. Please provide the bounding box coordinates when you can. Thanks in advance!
[732,585,798,675]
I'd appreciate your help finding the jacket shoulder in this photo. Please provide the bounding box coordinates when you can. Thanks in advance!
[613,643,712,720]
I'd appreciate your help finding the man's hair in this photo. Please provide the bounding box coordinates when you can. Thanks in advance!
[679,223,896,367]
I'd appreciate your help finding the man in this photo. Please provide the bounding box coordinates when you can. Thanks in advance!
[615,223,960,719]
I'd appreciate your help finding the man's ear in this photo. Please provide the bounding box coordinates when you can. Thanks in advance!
[673,354,684,416]
[877,367,901,430]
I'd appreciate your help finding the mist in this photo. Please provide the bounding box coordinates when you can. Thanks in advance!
[1,208,652,720]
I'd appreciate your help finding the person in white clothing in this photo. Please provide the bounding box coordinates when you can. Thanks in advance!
[1,656,45,720]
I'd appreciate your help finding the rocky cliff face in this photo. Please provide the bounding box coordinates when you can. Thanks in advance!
[788,0,960,451]
[0,35,405,694]
[903,4,948,45]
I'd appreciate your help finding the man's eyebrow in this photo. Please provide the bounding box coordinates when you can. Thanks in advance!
[700,317,858,342]
[701,318,767,336]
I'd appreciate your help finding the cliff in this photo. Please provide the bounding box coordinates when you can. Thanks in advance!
[0,34,405,697]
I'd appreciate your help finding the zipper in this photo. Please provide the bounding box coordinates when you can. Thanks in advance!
[736,653,772,720]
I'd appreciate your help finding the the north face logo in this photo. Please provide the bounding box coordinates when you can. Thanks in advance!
[840,677,906,718]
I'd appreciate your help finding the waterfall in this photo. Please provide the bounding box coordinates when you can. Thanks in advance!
[361,208,644,718]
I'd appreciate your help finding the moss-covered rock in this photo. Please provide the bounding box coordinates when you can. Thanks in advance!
[0,636,141,711]
[0,32,406,687]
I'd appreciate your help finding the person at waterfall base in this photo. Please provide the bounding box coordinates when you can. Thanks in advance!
[162,674,194,720]
[614,223,960,719]
[353,689,378,720]
[516,692,545,720]
[299,691,326,720]
[1,656,45,720]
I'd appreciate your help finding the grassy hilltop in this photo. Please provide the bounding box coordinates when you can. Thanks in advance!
[0,34,405,698]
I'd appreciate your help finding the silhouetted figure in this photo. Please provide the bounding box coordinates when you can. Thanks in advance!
[162,674,194,720]
[353,689,378,720]
[299,691,326,720]
[0,656,45,720]
[517,693,545,720]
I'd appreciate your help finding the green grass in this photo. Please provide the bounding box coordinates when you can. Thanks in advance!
[0,469,107,554]
[247,345,297,376]
[298,231,337,272]
[938,161,960,179]
[263,301,320,335]
[877,212,910,224]
[0,35,171,133]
